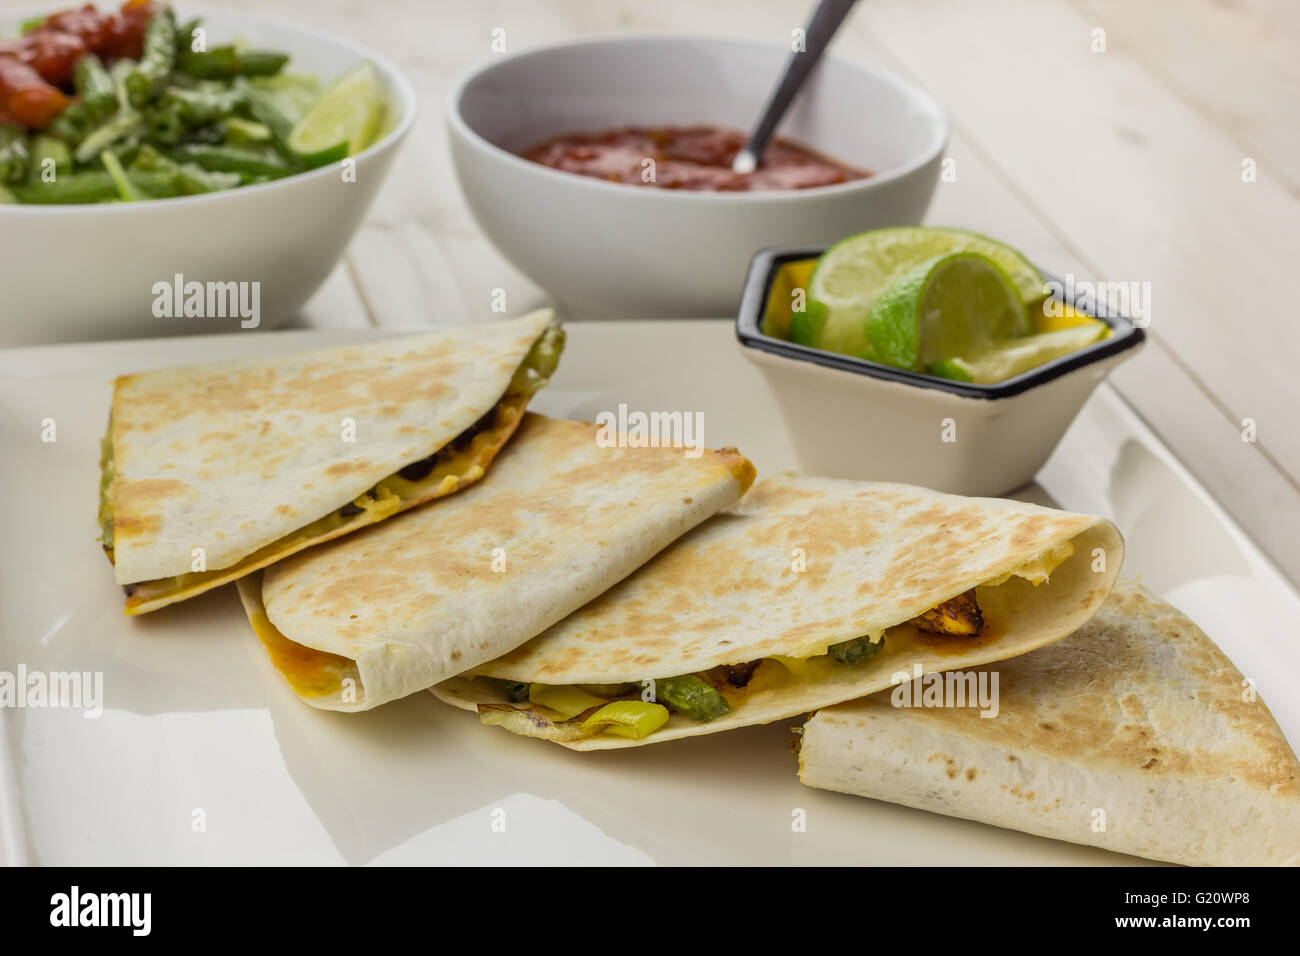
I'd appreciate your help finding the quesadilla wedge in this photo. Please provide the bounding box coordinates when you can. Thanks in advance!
[102,310,562,614]
[236,413,756,711]
[432,473,1123,748]
[798,580,1300,866]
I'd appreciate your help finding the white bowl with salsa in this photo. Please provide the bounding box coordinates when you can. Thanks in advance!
[446,36,948,318]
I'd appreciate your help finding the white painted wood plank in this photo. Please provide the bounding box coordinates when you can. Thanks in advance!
[1069,0,1300,192]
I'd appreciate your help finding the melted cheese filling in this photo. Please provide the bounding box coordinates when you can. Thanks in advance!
[243,584,358,699]
[490,536,1080,740]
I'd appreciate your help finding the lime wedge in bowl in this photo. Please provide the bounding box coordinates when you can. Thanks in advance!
[288,62,386,166]
[928,323,1108,384]
[864,252,1031,371]
[807,226,1046,355]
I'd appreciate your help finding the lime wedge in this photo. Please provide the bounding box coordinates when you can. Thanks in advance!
[929,323,1108,384]
[808,227,1045,356]
[287,62,385,164]
[865,252,1032,371]
[812,226,1046,308]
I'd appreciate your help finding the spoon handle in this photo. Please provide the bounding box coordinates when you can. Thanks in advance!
[734,0,860,174]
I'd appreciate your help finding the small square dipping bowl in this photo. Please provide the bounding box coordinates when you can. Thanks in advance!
[735,246,1146,496]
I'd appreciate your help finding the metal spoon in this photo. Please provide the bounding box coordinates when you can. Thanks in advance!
[732,0,861,175]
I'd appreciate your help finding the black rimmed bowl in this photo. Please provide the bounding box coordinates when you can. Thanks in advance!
[735,246,1146,495]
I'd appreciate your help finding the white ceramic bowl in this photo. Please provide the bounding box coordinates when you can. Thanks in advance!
[0,5,416,347]
[446,36,947,319]
[737,247,1147,496]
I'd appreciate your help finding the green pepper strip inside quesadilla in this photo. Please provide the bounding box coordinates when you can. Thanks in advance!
[439,530,1096,747]
[101,324,564,615]
[475,577,1055,741]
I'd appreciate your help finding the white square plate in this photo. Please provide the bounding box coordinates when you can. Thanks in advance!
[2,320,1297,865]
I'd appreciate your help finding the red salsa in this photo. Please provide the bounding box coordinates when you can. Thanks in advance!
[521,125,869,192]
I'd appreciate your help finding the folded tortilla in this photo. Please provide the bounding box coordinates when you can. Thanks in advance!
[432,473,1123,749]
[236,413,756,711]
[101,310,562,614]
[798,580,1300,866]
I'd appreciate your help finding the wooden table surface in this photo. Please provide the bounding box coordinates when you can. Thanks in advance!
[7,0,1299,589]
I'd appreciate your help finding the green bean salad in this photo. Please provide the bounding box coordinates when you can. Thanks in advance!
[0,2,388,204]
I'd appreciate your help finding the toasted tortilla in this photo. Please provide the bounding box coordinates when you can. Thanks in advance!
[103,311,560,613]
[237,413,756,711]
[432,473,1124,749]
[798,580,1300,866]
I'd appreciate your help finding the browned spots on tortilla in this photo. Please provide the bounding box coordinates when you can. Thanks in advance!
[325,460,371,478]
[112,479,193,542]
[866,581,1300,798]
[1008,514,1053,548]
[363,364,456,406]
[113,512,162,537]
[965,767,978,781]
[481,477,1105,684]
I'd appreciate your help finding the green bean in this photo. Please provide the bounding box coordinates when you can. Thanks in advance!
[182,124,227,146]
[74,54,118,122]
[109,58,135,111]
[11,169,177,204]
[75,111,144,165]
[133,145,238,194]
[174,164,240,194]
[653,675,730,722]
[238,78,294,145]
[130,144,167,171]
[828,634,886,665]
[101,150,150,202]
[178,46,289,80]
[160,85,247,125]
[10,172,117,204]
[145,102,185,146]
[221,117,272,146]
[49,101,90,145]
[237,52,290,77]
[125,8,177,108]
[28,135,72,182]
[0,124,30,184]
[176,45,239,79]
[169,143,291,178]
